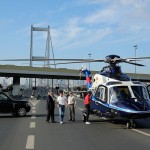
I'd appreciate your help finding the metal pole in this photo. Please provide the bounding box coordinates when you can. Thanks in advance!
[47,26,50,87]
[47,26,50,67]
[29,25,33,89]
[88,53,91,70]
[35,78,36,91]
[52,79,53,91]
[30,25,33,67]
[68,79,69,91]
[134,45,137,74]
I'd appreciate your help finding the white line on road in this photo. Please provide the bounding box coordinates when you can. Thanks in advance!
[32,107,36,110]
[31,116,36,119]
[26,135,35,149]
[32,110,36,114]
[30,100,40,107]
[132,129,150,137]
[30,122,36,128]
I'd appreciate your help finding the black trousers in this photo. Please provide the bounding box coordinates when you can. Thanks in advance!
[46,108,55,122]
[85,104,90,122]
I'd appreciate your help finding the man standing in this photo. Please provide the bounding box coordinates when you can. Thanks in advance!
[57,90,67,124]
[46,90,55,123]
[68,92,76,121]
[84,91,92,124]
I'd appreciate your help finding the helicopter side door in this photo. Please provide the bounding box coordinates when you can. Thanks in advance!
[91,85,109,113]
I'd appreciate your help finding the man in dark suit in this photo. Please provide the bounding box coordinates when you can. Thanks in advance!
[46,90,56,123]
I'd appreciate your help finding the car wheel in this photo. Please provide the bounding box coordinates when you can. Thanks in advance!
[17,108,26,117]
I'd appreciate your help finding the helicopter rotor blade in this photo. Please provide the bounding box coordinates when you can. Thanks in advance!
[0,58,105,62]
[0,55,150,67]
[126,56,150,60]
[122,60,145,66]
[0,59,31,61]
[0,58,89,61]
[50,60,102,65]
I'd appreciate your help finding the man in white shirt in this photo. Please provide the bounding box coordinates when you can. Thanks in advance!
[57,90,67,124]
[68,92,76,121]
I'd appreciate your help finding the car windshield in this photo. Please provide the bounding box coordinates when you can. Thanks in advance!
[109,86,131,104]
[0,93,8,101]
[131,86,149,100]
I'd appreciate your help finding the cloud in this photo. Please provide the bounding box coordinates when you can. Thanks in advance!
[75,0,109,5]
[83,6,118,25]
[80,0,150,45]
[50,1,150,51]
[60,28,112,50]
[51,18,112,51]
[15,0,150,55]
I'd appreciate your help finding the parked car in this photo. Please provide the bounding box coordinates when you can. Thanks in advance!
[0,92,31,117]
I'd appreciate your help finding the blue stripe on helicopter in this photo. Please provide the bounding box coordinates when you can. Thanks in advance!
[92,97,150,114]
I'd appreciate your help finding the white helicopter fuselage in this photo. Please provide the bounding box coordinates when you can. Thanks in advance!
[91,73,148,101]
[89,72,150,122]
[92,73,121,89]
[80,55,150,128]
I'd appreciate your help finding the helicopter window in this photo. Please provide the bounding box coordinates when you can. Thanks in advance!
[95,86,106,102]
[106,81,122,86]
[109,86,131,104]
[147,85,150,90]
[147,85,150,95]
[133,81,142,85]
[131,86,149,100]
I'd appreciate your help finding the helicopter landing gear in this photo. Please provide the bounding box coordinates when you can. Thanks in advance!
[126,119,136,129]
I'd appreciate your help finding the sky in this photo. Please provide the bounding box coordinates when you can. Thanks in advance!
[0,0,150,75]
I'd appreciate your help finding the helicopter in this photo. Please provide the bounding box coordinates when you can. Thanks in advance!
[1,54,150,128]
[80,55,150,128]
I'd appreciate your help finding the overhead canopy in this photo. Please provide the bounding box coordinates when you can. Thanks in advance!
[0,65,86,80]
[0,65,150,82]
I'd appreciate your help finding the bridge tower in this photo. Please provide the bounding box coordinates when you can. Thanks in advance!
[29,25,54,89]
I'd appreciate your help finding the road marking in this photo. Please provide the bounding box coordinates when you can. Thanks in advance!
[32,107,36,110]
[132,129,150,137]
[26,135,35,149]
[30,100,40,107]
[32,110,36,114]
[30,122,36,128]
[31,116,36,119]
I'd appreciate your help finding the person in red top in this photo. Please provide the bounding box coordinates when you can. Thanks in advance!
[84,91,92,124]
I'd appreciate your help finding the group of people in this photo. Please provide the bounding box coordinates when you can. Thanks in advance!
[46,90,76,124]
[46,90,92,124]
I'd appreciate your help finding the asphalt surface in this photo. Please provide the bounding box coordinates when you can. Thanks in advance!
[0,97,150,150]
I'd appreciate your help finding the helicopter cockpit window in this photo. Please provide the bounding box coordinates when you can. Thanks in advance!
[95,86,106,102]
[109,86,131,104]
[131,86,149,100]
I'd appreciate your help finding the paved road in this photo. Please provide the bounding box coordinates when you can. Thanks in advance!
[0,98,150,150]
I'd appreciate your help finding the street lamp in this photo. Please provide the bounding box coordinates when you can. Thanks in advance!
[134,45,137,74]
[88,54,91,70]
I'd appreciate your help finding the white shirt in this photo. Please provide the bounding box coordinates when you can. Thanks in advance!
[68,96,76,105]
[57,96,67,105]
